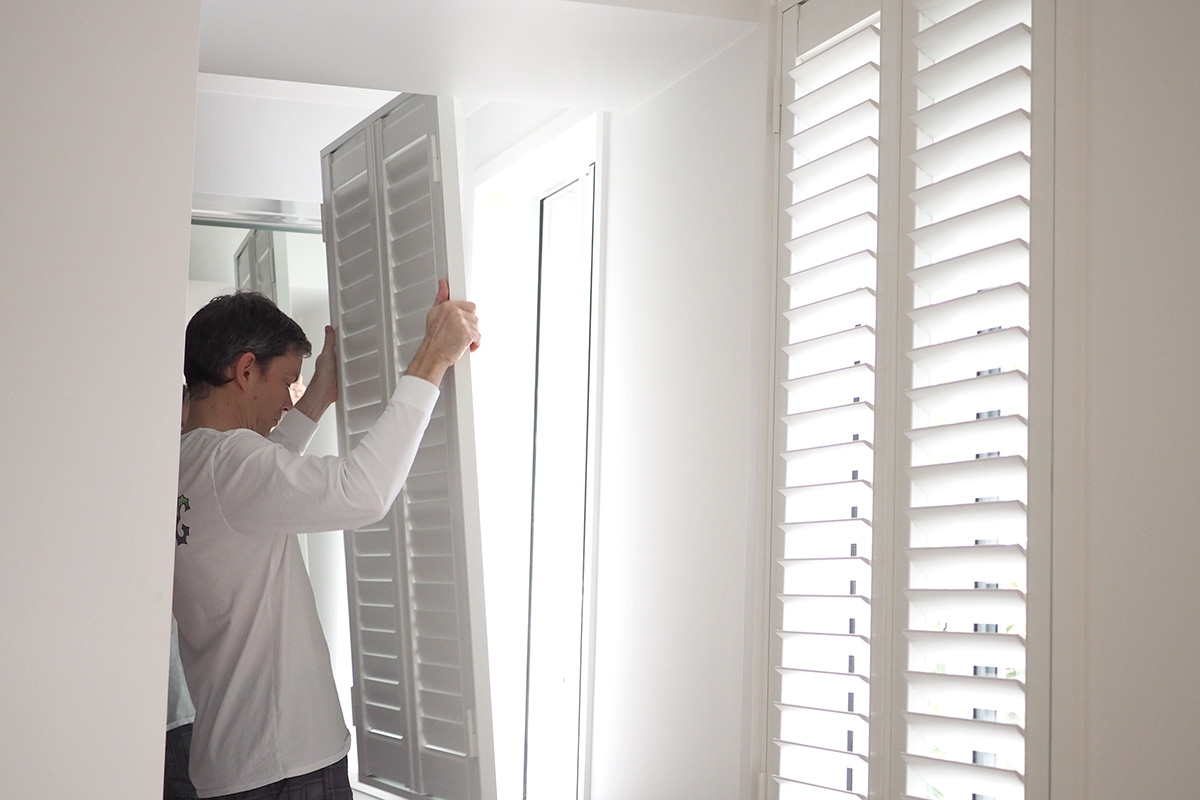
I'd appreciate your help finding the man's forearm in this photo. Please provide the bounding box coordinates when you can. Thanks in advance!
[292,383,336,422]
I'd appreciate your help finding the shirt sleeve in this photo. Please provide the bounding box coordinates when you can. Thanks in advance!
[267,405,318,455]
[209,375,440,536]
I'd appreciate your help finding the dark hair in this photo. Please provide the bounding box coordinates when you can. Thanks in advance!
[184,292,312,398]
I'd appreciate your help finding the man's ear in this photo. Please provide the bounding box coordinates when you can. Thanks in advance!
[229,352,258,390]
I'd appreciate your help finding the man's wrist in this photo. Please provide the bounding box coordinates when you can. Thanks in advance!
[293,388,336,422]
[403,344,454,387]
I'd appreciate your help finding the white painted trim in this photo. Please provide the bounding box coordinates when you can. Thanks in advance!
[1047,0,1090,798]
[1023,1,1057,798]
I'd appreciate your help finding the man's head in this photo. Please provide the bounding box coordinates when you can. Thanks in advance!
[184,292,312,435]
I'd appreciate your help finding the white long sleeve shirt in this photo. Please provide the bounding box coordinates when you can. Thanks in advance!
[167,406,320,733]
[173,376,438,797]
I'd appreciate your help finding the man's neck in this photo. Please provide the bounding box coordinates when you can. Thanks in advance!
[183,388,249,434]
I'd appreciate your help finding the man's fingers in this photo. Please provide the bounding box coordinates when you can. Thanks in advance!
[434,278,450,305]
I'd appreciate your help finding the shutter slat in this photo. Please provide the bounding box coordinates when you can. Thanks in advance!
[781,519,874,561]
[906,370,1028,426]
[783,441,876,477]
[912,24,1031,105]
[791,24,881,92]
[787,212,879,271]
[911,67,1030,142]
[912,110,1031,185]
[789,137,880,200]
[906,414,1028,465]
[909,238,1028,304]
[907,500,1027,548]
[785,288,877,342]
[786,250,877,298]
[909,197,1029,263]
[784,402,877,451]
[789,62,881,128]
[776,774,866,800]
[781,557,873,597]
[777,743,868,797]
[907,326,1029,386]
[907,544,1026,586]
[909,281,1029,346]
[912,0,1031,58]
[906,671,1026,727]
[907,455,1028,505]
[903,753,1025,796]
[788,100,880,163]
[782,364,876,414]
[904,630,1026,665]
[779,631,871,676]
[785,326,877,377]
[909,152,1029,223]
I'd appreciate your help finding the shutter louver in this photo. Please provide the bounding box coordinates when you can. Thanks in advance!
[900,0,1032,798]
[772,8,881,799]
[323,94,490,800]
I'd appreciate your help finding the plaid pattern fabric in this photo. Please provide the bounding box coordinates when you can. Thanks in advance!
[164,723,198,800]
[206,757,353,800]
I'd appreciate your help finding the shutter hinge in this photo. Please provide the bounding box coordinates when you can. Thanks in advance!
[320,202,331,243]
[430,135,442,184]
[467,707,478,758]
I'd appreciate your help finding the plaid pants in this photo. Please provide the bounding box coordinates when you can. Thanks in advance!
[205,757,353,800]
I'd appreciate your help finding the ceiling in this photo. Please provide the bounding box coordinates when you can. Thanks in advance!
[199,0,759,110]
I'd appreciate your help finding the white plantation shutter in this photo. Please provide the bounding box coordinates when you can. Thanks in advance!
[772,0,1041,798]
[772,6,881,798]
[321,93,494,800]
[234,227,280,302]
[899,0,1032,797]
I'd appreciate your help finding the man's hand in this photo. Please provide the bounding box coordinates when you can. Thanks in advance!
[404,279,481,387]
[293,325,339,422]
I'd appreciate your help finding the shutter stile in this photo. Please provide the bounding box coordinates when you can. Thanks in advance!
[900,0,1033,797]
[773,9,882,798]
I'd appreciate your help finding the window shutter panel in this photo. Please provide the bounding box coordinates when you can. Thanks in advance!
[234,228,279,302]
[899,0,1032,798]
[772,5,881,798]
[322,93,493,800]
[773,0,1038,797]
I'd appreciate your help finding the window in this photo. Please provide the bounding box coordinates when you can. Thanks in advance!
[468,115,601,800]
[769,0,1041,797]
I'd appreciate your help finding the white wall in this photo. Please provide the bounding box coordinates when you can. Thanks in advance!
[589,21,771,800]
[1053,1,1200,797]
[193,75,397,204]
[0,3,200,797]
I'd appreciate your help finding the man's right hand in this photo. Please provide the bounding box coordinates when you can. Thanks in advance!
[294,325,339,422]
[404,279,481,387]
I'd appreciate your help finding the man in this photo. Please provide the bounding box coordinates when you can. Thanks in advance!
[167,378,338,800]
[174,282,479,799]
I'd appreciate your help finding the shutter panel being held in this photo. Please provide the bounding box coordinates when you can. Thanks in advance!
[321,93,494,800]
